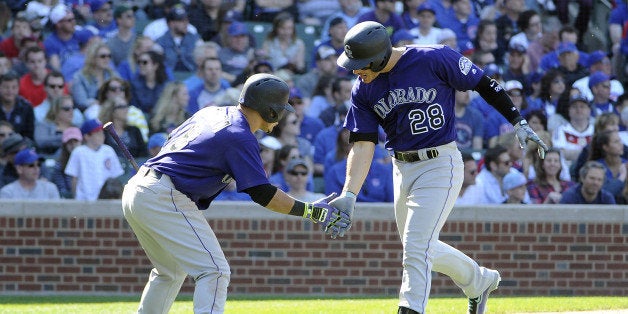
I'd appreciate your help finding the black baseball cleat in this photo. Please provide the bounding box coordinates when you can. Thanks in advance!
[468,270,501,314]
[398,306,421,314]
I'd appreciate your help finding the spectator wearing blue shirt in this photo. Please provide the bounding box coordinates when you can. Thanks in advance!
[539,26,589,72]
[310,17,347,70]
[130,50,169,116]
[588,72,619,117]
[155,4,201,73]
[559,161,616,204]
[357,0,406,36]
[88,0,118,38]
[437,0,479,55]
[187,57,228,114]
[319,0,370,42]
[290,88,324,145]
[44,4,82,71]
[454,90,483,151]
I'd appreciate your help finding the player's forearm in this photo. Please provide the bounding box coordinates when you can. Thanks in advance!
[265,189,297,215]
[343,141,375,195]
[474,75,523,125]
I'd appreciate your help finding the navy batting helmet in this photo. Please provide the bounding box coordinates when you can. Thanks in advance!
[337,21,392,72]
[239,73,294,123]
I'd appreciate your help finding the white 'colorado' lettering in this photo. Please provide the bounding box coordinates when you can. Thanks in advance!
[373,87,437,119]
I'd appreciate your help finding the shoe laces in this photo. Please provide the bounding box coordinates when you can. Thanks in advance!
[468,295,481,314]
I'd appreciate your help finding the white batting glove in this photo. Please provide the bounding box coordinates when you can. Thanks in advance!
[514,119,548,159]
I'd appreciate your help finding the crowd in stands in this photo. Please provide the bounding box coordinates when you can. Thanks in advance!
[0,0,627,205]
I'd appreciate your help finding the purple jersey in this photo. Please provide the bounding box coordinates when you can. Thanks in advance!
[345,45,484,151]
[144,106,269,209]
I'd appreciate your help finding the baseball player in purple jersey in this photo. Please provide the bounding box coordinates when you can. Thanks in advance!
[329,22,548,314]
[121,73,350,314]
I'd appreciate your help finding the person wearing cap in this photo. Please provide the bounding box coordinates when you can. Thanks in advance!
[142,1,199,41]
[356,0,406,36]
[107,5,137,67]
[218,21,254,79]
[258,135,282,177]
[0,71,35,141]
[559,160,616,204]
[0,132,33,187]
[18,46,49,107]
[437,28,459,51]
[555,41,588,88]
[43,4,82,71]
[295,46,340,99]
[539,26,589,72]
[572,51,624,103]
[88,0,117,38]
[411,3,441,45]
[156,3,201,73]
[587,71,619,117]
[502,43,529,89]
[392,29,416,47]
[310,17,347,70]
[501,170,528,204]
[0,148,60,199]
[552,94,594,162]
[147,132,168,158]
[285,158,325,202]
[437,0,479,55]
[51,126,83,198]
[64,119,123,200]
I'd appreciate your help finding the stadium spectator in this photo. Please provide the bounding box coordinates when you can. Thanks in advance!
[357,0,406,36]
[34,95,76,156]
[150,81,190,134]
[289,87,324,144]
[615,175,628,204]
[391,29,416,47]
[538,69,567,132]
[0,132,33,188]
[571,51,624,103]
[554,42,588,88]
[0,14,32,63]
[258,135,282,178]
[559,161,616,204]
[142,0,198,41]
[319,0,369,42]
[218,21,254,81]
[437,0,478,54]
[555,0,592,44]
[60,29,98,84]
[508,9,541,51]
[187,57,228,114]
[298,0,339,27]
[295,46,339,99]
[399,0,424,31]
[552,94,593,163]
[130,50,169,116]
[454,90,483,151]
[71,42,118,111]
[155,4,201,73]
[587,72,618,117]
[412,3,441,46]
[245,0,297,23]
[526,148,574,204]
[502,43,530,91]
[473,19,498,57]
[455,152,480,205]
[183,41,226,92]
[187,0,221,41]
[147,132,167,158]
[0,148,59,199]
[116,36,156,81]
[304,74,335,119]
[318,77,352,128]
[259,12,306,74]
[99,96,147,159]
[43,4,81,71]
[436,28,459,52]
[538,26,588,72]
[51,127,82,198]
[0,71,34,140]
[64,118,124,200]
[310,17,347,69]
[18,46,48,107]
[107,5,137,67]
[502,171,529,204]
[285,158,325,202]
[88,0,117,38]
[587,130,626,195]
[495,0,525,63]
[0,53,11,76]
[270,111,313,163]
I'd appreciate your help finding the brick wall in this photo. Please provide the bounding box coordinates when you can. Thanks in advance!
[0,201,626,296]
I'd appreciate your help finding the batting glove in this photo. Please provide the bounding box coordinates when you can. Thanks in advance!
[304,193,351,239]
[514,119,549,159]
[328,191,357,237]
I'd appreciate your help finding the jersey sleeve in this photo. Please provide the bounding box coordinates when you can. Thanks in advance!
[225,137,270,192]
[344,83,382,134]
[433,46,484,91]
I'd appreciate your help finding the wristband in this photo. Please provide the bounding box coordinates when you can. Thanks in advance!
[289,200,306,216]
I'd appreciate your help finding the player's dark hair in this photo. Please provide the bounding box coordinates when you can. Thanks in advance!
[484,145,508,172]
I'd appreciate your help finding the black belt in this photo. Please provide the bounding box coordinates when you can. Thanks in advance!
[393,148,439,162]
[145,167,163,179]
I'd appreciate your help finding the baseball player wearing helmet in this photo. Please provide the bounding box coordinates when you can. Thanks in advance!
[331,22,548,314]
[121,73,350,314]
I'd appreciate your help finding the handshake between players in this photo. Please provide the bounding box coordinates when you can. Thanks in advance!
[305,192,357,239]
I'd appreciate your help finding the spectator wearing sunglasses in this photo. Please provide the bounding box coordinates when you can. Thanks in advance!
[0,148,59,199]
[71,42,119,111]
[34,72,84,127]
[285,158,325,202]
[34,95,78,156]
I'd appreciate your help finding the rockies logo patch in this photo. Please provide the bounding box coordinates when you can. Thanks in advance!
[458,57,472,75]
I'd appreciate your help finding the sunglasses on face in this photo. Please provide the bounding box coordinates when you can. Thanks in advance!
[98,53,112,59]
[138,60,150,65]
[47,84,64,89]
[287,170,307,176]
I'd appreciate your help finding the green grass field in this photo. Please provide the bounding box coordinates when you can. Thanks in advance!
[1,296,627,314]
